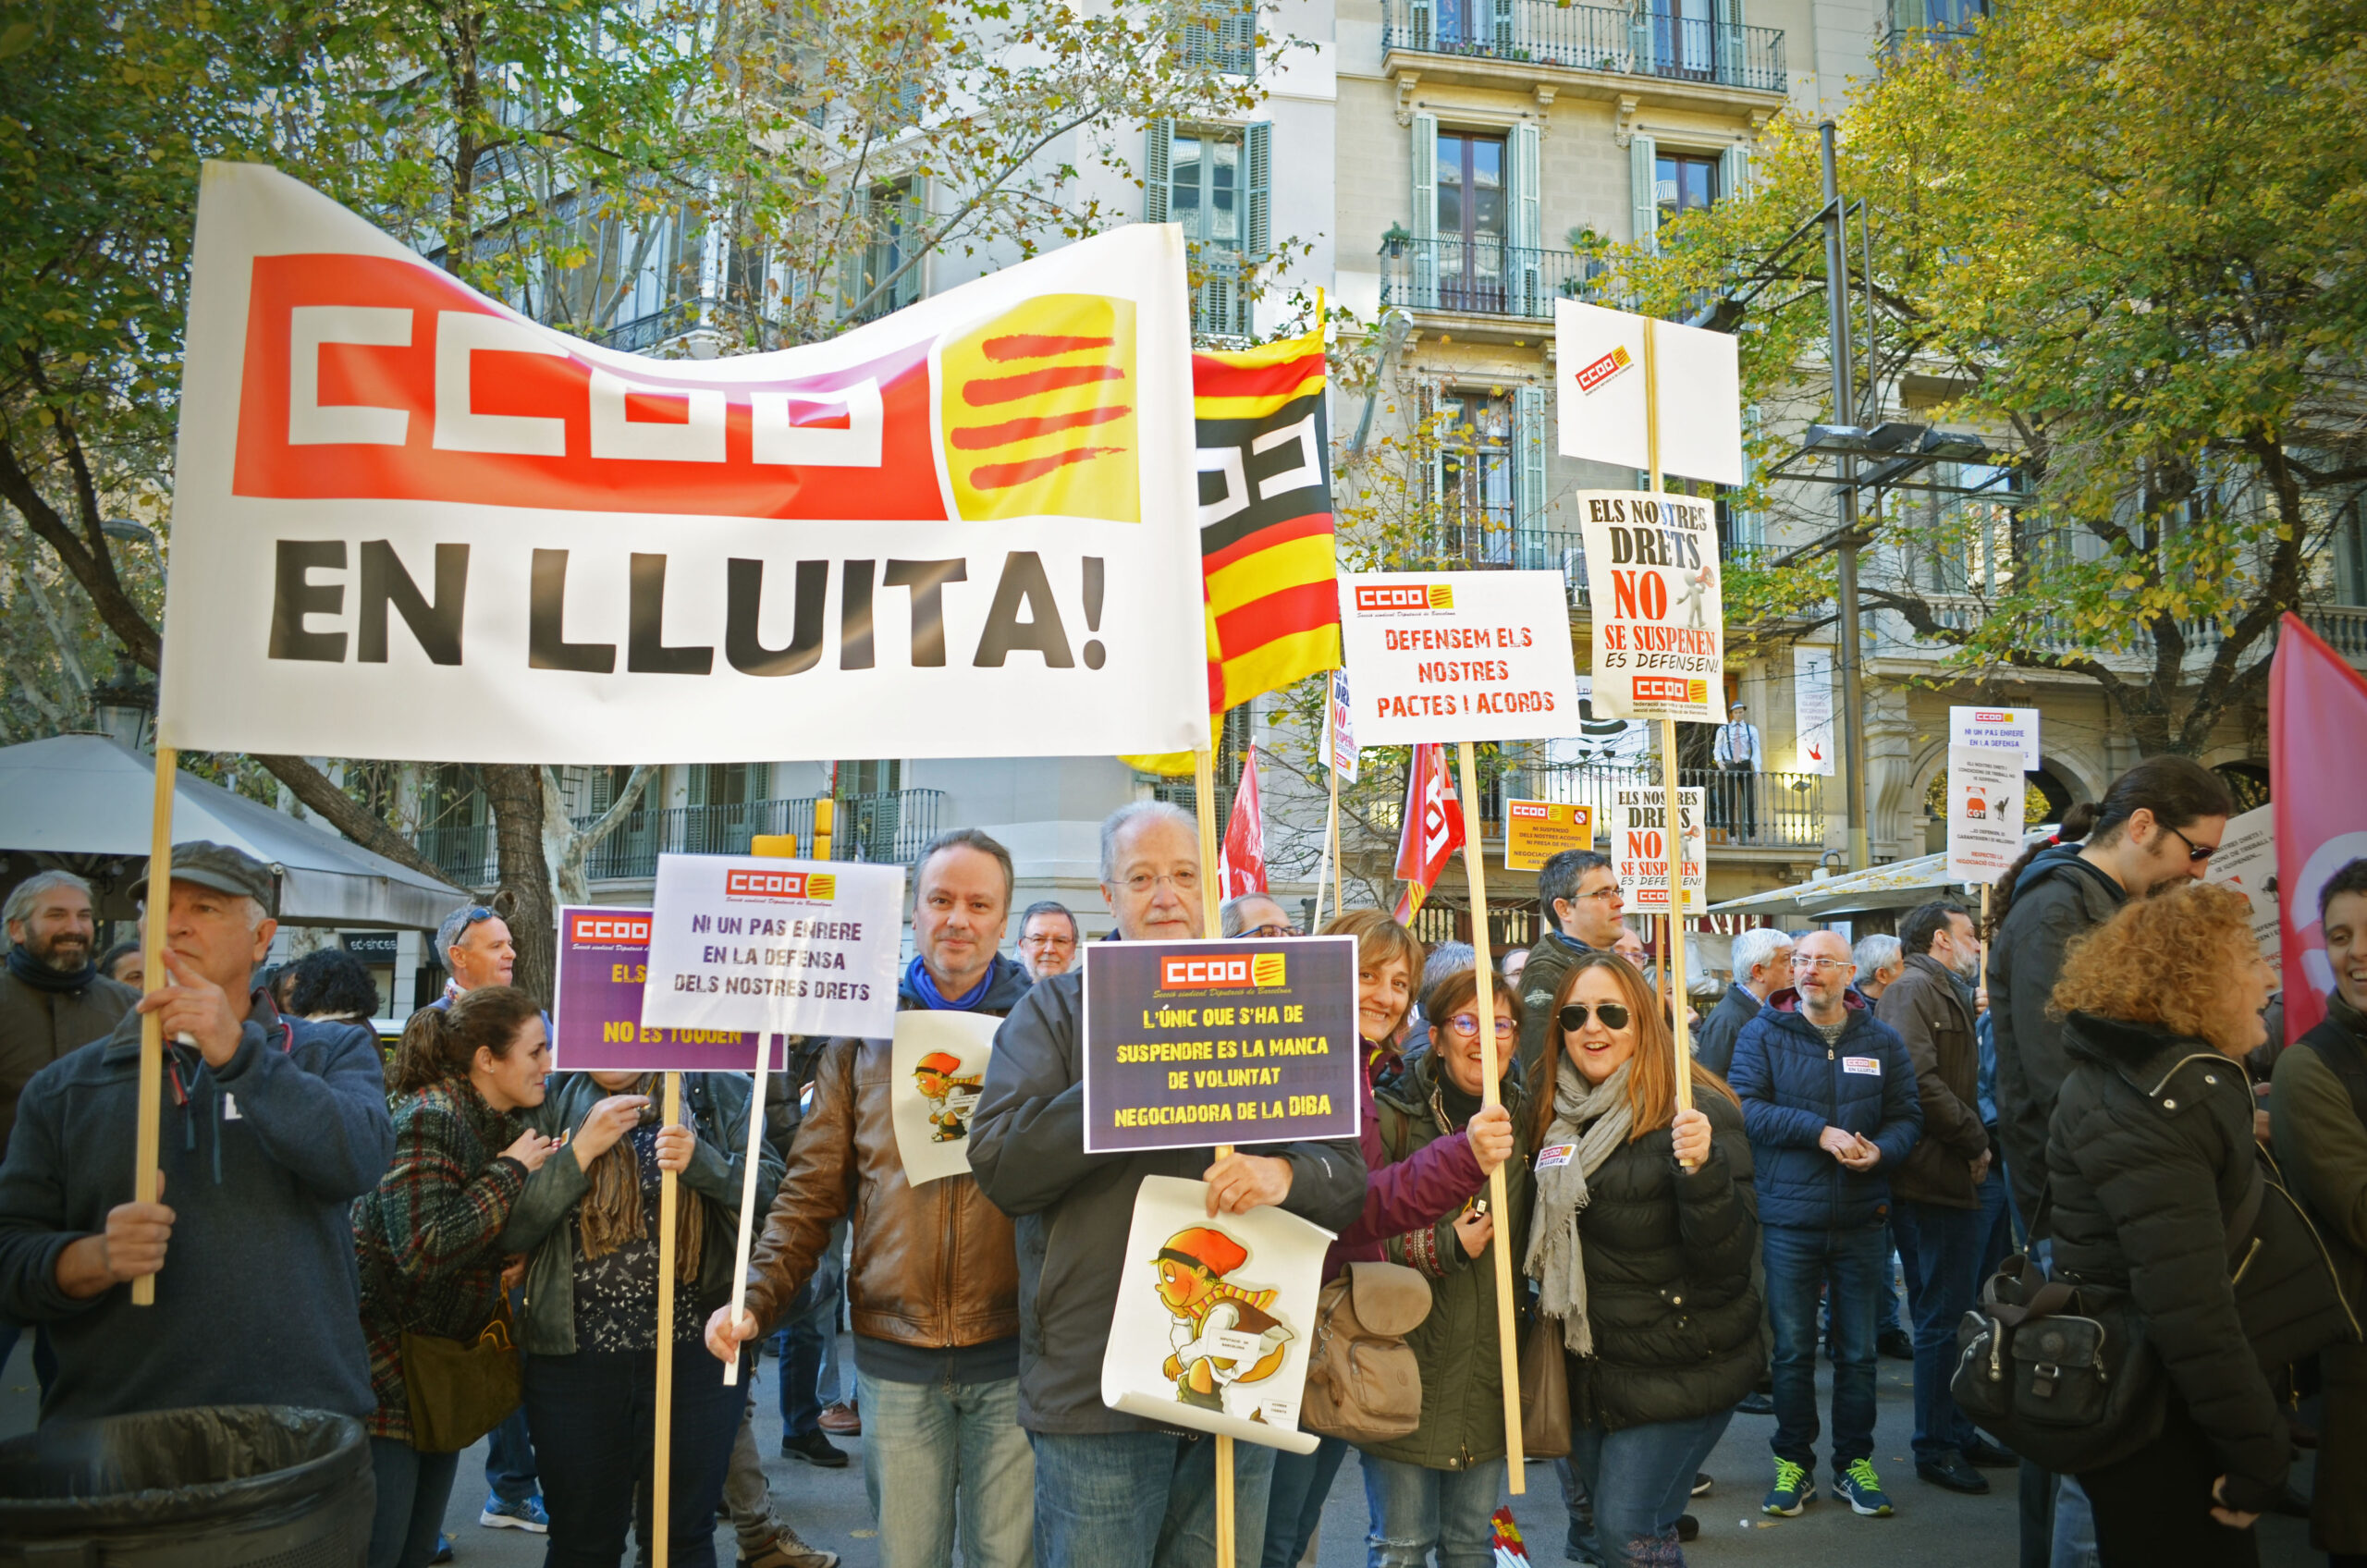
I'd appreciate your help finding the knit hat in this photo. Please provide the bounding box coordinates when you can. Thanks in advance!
[1156,1225,1247,1278]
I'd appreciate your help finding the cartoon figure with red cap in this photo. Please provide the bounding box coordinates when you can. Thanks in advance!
[912,1050,983,1142]
[1152,1225,1294,1416]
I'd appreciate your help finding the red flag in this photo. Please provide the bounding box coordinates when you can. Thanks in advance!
[2271,612,2367,1042]
[1392,743,1466,923]
[1219,746,1269,898]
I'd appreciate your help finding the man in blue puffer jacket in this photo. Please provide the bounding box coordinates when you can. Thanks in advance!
[1729,929,1922,1523]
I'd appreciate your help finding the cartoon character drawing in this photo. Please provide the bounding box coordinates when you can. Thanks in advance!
[1674,560,1718,630]
[912,1051,982,1143]
[1151,1226,1294,1419]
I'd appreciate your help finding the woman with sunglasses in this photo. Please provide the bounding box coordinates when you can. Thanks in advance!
[1528,951,1762,1568]
[1354,966,1536,1568]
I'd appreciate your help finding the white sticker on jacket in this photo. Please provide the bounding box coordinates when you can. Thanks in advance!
[1536,1144,1576,1170]
[1842,1056,1882,1076]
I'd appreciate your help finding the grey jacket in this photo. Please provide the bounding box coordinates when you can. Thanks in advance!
[1693,982,1761,1080]
[0,962,137,1156]
[969,968,1367,1434]
[1877,953,1989,1209]
[1988,848,2126,1220]
[0,996,391,1422]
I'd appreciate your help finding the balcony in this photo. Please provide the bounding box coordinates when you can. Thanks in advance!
[1522,762,1826,852]
[416,790,948,888]
[1381,0,1787,95]
[1381,239,1610,323]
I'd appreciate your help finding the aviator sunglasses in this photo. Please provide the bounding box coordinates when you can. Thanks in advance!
[1557,1001,1633,1033]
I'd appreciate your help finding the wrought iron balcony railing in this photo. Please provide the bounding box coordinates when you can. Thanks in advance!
[1380,239,1611,321]
[1382,0,1787,93]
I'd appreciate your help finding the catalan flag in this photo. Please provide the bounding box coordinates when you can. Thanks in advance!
[1121,329,1341,776]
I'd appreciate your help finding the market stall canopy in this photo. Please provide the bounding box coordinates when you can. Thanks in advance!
[0,733,467,929]
[1708,827,2057,919]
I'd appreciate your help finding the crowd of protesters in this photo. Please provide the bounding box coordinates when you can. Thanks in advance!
[0,746,2357,1568]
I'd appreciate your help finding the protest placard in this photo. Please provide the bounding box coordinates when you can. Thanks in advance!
[1553,300,1743,485]
[1082,937,1359,1155]
[1945,707,2039,882]
[640,854,903,1039]
[1793,646,1835,777]
[1324,668,1358,783]
[1100,1174,1329,1455]
[2204,804,2280,963]
[889,1010,1001,1186]
[1503,800,1597,873]
[155,162,1206,764]
[551,906,788,1072]
[1334,571,1579,747]
[1576,491,1724,723]
[1612,787,1706,914]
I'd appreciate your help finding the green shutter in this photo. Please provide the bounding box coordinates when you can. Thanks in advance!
[1629,134,1658,252]
[1245,122,1270,257]
[1509,120,1540,315]
[1515,384,1548,541]
[1411,112,1439,309]
[1145,119,1173,225]
[1720,141,1751,203]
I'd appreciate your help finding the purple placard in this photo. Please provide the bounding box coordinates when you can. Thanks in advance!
[554,905,786,1072]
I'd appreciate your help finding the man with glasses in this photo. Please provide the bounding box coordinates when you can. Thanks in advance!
[1016,900,1081,982]
[1516,850,1625,1079]
[1220,893,1297,940]
[1728,930,1922,1523]
[971,802,1365,1568]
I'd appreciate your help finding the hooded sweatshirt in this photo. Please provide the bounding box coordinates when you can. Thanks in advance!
[0,992,393,1422]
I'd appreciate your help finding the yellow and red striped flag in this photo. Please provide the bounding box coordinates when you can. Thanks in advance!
[1122,328,1341,775]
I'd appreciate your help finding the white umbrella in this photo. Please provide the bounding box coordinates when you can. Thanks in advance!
[0,733,467,929]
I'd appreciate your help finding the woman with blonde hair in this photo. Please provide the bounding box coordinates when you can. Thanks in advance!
[1529,950,1762,1568]
[2046,881,2354,1567]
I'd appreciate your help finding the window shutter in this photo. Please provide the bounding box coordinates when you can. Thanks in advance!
[1628,133,1658,253]
[1509,120,1540,315]
[1491,0,1515,52]
[1410,0,1433,48]
[1245,122,1271,257]
[896,177,929,309]
[1411,113,1439,310]
[1515,384,1548,541]
[1225,2,1257,74]
[837,207,867,319]
[1419,381,1441,523]
[1145,119,1173,225]
[1714,0,1742,78]
[1720,141,1751,203]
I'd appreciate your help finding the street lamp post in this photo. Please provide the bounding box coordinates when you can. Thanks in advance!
[1820,121,1871,872]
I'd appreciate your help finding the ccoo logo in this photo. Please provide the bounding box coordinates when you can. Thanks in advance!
[570,913,651,946]
[724,867,839,901]
[1159,952,1288,989]
[1354,582,1454,613]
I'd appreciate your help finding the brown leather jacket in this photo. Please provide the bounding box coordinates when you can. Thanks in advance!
[742,962,1028,1350]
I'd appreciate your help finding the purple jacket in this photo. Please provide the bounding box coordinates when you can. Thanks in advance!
[1324,1047,1487,1277]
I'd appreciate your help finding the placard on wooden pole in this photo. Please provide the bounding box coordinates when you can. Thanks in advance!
[1641,320,1699,1128]
[1191,744,1241,1563]
[130,746,177,1308]
[653,1068,683,1568]
[1453,741,1528,1493]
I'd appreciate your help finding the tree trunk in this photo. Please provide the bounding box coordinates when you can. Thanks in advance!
[483,763,557,1007]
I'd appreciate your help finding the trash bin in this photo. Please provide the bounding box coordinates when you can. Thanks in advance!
[0,1404,372,1567]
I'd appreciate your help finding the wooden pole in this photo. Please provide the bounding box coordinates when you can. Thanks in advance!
[1453,741,1527,1493]
[1641,318,1699,1129]
[130,746,177,1308]
[722,836,804,1387]
[654,1069,682,1568]
[1323,762,1342,930]
[1191,744,1239,1563]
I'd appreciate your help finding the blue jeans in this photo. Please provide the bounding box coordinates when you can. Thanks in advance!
[1892,1198,1985,1463]
[777,1225,847,1437]
[1361,1453,1506,1568]
[523,1344,751,1568]
[368,1438,460,1568]
[484,1285,539,1506]
[855,1366,1033,1568]
[1977,1166,2013,1283]
[1030,1427,1274,1568]
[1567,1409,1733,1568]
[1763,1219,1887,1473]
[1261,1434,1350,1568]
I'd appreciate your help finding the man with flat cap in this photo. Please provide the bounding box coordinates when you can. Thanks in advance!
[0,840,394,1423]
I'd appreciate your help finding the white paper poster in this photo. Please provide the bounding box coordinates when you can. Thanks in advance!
[1553,677,1649,768]
[2205,804,2280,963]
[1951,705,2042,770]
[1553,300,1744,485]
[154,162,1207,764]
[1324,668,1359,783]
[1100,1175,1330,1454]
[640,854,904,1037]
[1793,645,1835,777]
[1944,748,2026,883]
[1576,491,1724,723]
[1612,785,1707,914]
[1335,571,1580,746]
[889,1010,1000,1186]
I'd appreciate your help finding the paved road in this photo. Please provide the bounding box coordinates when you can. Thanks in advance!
[3,1335,2323,1565]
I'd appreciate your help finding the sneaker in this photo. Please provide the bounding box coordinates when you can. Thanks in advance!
[431,1537,454,1565]
[1916,1452,1989,1494]
[780,1428,850,1469]
[1690,1472,1712,1497]
[480,1496,549,1533]
[817,1399,862,1437]
[1834,1460,1895,1516]
[1762,1459,1813,1516]
[739,1525,841,1568]
[1877,1328,1915,1361]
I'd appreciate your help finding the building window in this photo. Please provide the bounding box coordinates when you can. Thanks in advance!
[1439,391,1515,564]
[838,760,902,797]
[2334,494,2367,607]
[1149,121,1268,340]
[1176,0,1255,75]
[1437,130,1507,312]
[1650,0,1716,80]
[1171,129,1243,252]
[843,179,925,323]
[1655,152,1721,225]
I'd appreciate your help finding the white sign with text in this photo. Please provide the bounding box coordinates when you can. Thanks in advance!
[1552,301,1743,485]
[1576,491,1724,723]
[1336,571,1579,746]
[641,854,904,1038]
[1612,785,1707,914]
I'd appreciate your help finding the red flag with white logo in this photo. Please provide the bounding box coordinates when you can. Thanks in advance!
[1219,745,1269,898]
[1392,742,1466,923]
[2272,612,2367,1043]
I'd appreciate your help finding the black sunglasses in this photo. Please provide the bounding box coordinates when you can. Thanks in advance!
[2164,824,2218,864]
[1557,1001,1633,1033]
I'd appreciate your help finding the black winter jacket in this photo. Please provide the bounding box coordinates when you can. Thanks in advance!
[2046,1012,2310,1512]
[1989,847,2125,1220]
[1691,983,1760,1080]
[1561,1088,1764,1431]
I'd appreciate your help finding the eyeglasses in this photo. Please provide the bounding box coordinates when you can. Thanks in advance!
[2165,824,2219,864]
[1792,955,1852,973]
[1572,887,1623,905]
[1448,1012,1515,1039]
[1557,1001,1633,1032]
[1237,922,1298,939]
[1121,869,1202,895]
